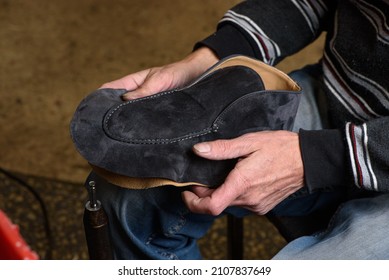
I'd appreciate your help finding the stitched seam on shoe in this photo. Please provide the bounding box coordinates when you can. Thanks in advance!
[104,89,179,127]
[107,125,218,145]
[103,89,219,144]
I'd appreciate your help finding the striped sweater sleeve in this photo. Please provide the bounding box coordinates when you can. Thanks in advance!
[195,0,389,194]
[325,0,389,193]
[346,118,389,192]
[299,118,389,194]
[195,0,334,64]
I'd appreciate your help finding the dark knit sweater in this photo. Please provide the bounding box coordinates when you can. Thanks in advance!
[195,0,389,194]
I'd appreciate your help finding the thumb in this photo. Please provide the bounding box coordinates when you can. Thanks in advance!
[193,134,257,160]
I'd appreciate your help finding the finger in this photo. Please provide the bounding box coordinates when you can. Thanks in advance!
[100,69,150,91]
[182,190,220,215]
[193,133,259,161]
[181,186,216,215]
[182,167,248,215]
[121,85,157,100]
[122,70,177,100]
[190,185,215,198]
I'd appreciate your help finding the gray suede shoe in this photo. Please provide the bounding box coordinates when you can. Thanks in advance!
[70,55,301,189]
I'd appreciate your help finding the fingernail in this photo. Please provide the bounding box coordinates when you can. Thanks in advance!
[193,143,211,153]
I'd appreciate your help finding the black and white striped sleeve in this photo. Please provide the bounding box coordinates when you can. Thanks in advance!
[195,0,334,64]
[300,117,389,194]
[346,118,389,192]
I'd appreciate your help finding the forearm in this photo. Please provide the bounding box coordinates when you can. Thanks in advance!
[183,47,219,80]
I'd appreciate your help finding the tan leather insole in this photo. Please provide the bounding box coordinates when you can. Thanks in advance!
[210,56,300,92]
[92,164,206,189]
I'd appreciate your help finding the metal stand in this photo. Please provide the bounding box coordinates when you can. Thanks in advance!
[227,215,244,260]
[83,180,113,260]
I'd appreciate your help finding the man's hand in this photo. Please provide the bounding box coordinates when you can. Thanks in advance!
[100,47,218,100]
[182,131,304,215]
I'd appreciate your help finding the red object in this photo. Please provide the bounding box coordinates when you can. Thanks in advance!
[0,210,39,260]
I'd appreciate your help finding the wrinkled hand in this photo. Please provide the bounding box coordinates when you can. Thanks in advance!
[182,131,304,216]
[100,47,218,100]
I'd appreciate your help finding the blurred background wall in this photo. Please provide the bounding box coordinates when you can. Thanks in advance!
[0,0,323,183]
[0,0,324,259]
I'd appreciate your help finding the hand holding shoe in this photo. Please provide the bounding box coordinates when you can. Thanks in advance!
[71,54,301,190]
[182,131,304,215]
[100,47,219,100]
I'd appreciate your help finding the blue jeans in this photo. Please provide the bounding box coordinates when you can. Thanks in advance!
[273,193,389,259]
[93,65,389,259]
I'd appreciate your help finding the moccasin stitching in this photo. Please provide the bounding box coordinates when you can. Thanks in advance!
[105,127,216,145]
[104,88,179,128]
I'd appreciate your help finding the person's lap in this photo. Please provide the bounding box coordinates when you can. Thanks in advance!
[273,192,389,259]
[273,67,389,259]
[93,172,209,259]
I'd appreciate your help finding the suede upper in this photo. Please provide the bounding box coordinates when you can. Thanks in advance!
[70,55,301,188]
